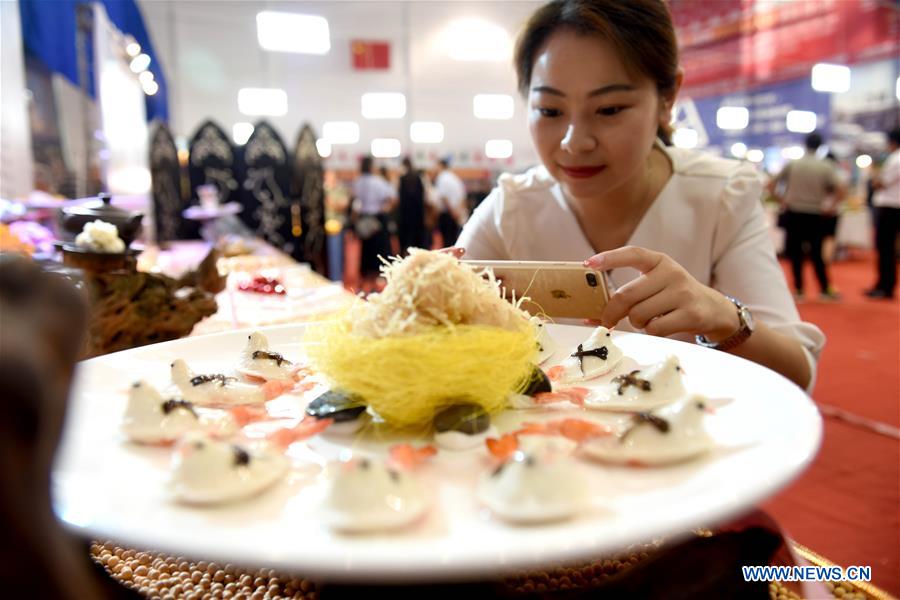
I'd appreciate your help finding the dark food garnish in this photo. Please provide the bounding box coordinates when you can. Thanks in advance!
[620,411,671,444]
[232,445,251,467]
[518,366,552,397]
[161,398,197,418]
[571,343,609,375]
[611,370,652,395]
[306,390,366,422]
[190,373,236,387]
[433,403,490,435]
[252,350,291,366]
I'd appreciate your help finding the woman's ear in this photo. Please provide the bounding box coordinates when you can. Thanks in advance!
[659,68,684,125]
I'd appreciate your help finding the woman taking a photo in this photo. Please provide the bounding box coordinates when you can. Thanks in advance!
[457,0,824,389]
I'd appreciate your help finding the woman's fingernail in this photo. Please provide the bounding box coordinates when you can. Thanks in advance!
[585,256,602,268]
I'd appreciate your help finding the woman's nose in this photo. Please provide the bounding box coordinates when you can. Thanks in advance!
[560,122,597,154]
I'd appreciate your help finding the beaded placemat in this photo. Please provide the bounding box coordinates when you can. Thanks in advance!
[90,540,886,599]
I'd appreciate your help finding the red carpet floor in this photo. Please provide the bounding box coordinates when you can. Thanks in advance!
[763,253,899,595]
[343,239,899,594]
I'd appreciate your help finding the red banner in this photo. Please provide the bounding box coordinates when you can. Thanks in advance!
[351,40,390,70]
[672,0,899,98]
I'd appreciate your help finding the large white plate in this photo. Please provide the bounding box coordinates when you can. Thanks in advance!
[53,323,821,582]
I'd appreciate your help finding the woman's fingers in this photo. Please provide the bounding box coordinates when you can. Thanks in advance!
[621,293,676,330]
[601,272,670,328]
[438,247,465,258]
[642,309,693,338]
[584,245,662,273]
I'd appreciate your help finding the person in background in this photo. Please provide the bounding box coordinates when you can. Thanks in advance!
[866,128,900,299]
[821,152,846,265]
[769,132,844,301]
[457,0,823,391]
[396,157,429,256]
[352,156,395,291]
[434,158,468,246]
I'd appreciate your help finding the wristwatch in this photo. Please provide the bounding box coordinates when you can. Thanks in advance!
[695,296,754,351]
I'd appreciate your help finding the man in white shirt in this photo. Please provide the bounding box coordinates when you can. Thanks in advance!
[867,128,900,299]
[433,158,468,246]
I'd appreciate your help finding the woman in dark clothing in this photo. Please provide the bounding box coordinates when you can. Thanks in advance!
[396,157,429,256]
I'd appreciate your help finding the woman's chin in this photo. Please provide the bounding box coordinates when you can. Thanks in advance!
[560,176,612,202]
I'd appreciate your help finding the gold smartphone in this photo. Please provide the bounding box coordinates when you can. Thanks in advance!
[463,260,609,320]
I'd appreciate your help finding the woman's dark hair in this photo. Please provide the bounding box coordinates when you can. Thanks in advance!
[360,155,373,173]
[514,0,679,144]
[888,128,900,147]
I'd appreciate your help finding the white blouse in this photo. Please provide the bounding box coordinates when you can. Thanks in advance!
[458,144,825,388]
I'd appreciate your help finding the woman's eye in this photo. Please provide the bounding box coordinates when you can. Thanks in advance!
[536,107,562,118]
[598,106,625,116]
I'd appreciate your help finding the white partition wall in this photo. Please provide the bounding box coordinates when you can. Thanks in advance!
[94,3,151,195]
[1,0,35,199]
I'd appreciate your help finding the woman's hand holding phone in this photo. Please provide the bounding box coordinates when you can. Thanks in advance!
[585,246,738,341]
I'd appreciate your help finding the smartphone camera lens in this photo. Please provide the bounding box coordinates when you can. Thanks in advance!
[586,272,598,287]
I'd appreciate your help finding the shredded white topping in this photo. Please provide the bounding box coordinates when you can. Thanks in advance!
[348,249,531,338]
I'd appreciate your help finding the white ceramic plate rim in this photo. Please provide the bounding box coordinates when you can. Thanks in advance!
[53,323,822,582]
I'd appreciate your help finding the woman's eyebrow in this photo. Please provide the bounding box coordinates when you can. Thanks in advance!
[531,83,636,97]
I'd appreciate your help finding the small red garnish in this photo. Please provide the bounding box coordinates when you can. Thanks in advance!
[388,444,438,470]
[546,365,565,381]
[238,276,286,295]
[485,433,520,462]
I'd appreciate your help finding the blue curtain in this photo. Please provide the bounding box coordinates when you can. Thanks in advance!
[19,0,168,122]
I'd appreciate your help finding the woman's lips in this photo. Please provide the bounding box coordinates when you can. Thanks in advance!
[559,165,606,179]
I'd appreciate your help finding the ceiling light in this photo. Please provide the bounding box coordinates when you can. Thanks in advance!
[316,139,331,158]
[232,122,254,145]
[444,19,511,62]
[855,154,872,169]
[410,121,444,144]
[129,53,151,73]
[256,12,330,54]
[781,146,804,160]
[237,88,287,116]
[138,71,154,86]
[785,110,817,133]
[322,121,359,144]
[141,80,159,96]
[746,149,764,163]
[361,93,406,119]
[730,142,748,158]
[811,63,850,93]
[371,138,401,158]
[125,41,141,58]
[716,106,749,130]
[672,128,699,149]
[474,94,514,120]
[485,139,513,159]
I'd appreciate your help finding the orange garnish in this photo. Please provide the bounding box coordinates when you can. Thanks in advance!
[267,415,332,449]
[388,443,438,470]
[546,365,565,381]
[485,433,520,462]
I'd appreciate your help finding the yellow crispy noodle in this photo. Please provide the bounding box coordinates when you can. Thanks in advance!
[304,249,538,428]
